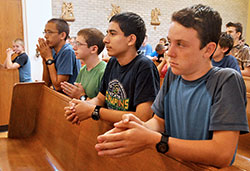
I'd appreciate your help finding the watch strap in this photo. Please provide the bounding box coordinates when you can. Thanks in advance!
[161,132,169,143]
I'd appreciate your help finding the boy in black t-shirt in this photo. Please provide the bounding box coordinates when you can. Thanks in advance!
[64,12,160,124]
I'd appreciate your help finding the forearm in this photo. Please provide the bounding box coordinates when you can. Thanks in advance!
[166,138,232,167]
[47,64,62,90]
[146,131,239,168]
[99,102,153,123]
[99,108,136,123]
[42,61,52,87]
[5,56,15,69]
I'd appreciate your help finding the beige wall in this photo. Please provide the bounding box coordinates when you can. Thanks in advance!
[246,0,250,45]
[52,0,249,49]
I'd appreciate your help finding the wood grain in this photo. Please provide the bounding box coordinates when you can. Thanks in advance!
[0,69,19,126]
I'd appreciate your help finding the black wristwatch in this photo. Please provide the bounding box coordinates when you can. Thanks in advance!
[45,59,55,65]
[91,106,101,120]
[156,132,169,154]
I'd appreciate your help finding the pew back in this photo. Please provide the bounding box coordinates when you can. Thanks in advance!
[233,76,250,169]
[0,83,244,170]
[0,68,18,126]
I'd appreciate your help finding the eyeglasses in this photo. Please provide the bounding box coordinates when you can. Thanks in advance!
[43,31,59,35]
[74,41,88,47]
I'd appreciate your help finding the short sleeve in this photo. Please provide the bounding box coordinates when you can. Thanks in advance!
[210,71,249,134]
[14,54,28,67]
[56,49,75,75]
[133,65,160,106]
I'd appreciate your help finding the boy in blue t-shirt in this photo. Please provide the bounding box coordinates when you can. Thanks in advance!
[212,32,241,74]
[37,18,81,93]
[3,38,32,82]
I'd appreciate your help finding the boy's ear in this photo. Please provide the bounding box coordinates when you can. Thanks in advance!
[127,34,137,47]
[60,32,67,41]
[204,42,217,59]
[236,32,241,39]
[90,45,98,54]
[221,47,229,54]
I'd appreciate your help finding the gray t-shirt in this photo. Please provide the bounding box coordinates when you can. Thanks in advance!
[152,67,249,140]
[152,67,249,164]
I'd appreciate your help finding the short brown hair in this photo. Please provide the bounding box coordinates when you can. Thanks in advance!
[77,28,105,55]
[172,4,222,49]
[155,44,165,51]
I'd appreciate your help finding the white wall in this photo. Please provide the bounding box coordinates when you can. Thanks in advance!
[52,0,249,50]
[22,0,52,81]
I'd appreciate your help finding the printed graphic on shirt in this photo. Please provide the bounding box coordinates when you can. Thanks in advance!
[105,79,129,111]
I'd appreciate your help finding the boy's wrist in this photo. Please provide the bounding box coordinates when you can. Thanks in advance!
[146,130,162,150]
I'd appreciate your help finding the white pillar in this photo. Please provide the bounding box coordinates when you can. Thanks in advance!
[22,0,52,81]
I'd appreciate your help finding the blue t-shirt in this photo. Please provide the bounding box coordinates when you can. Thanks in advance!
[52,43,81,84]
[150,51,158,57]
[13,53,32,82]
[152,67,249,164]
[139,44,153,56]
[212,55,241,75]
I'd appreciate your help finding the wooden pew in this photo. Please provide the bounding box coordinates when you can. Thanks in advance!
[0,68,19,130]
[233,76,250,169]
[0,82,244,170]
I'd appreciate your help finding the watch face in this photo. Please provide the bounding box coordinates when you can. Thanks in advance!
[156,142,169,153]
[159,143,168,152]
[92,110,100,120]
[46,59,54,65]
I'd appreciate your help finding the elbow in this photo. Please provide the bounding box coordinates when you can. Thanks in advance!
[53,83,62,91]
[212,150,234,168]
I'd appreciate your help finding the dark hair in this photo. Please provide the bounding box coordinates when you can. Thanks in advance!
[77,28,105,55]
[226,22,243,40]
[48,18,69,41]
[171,4,222,49]
[155,44,165,51]
[218,32,234,55]
[159,38,167,44]
[110,12,146,50]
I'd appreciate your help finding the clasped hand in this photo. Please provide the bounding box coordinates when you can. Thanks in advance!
[95,114,153,157]
[36,38,52,60]
[6,48,14,57]
[64,99,95,125]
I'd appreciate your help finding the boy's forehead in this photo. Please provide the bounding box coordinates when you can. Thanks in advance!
[168,21,199,41]
[107,21,121,31]
[45,22,57,30]
[76,35,86,42]
[226,26,236,32]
